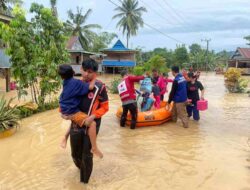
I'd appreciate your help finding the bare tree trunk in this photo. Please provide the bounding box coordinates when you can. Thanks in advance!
[30,83,34,103]
[32,83,38,104]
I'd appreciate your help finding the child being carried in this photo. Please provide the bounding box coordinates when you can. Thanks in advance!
[58,64,103,158]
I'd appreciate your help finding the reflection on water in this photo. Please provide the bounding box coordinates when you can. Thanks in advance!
[0,73,250,190]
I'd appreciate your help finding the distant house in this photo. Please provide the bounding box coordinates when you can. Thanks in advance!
[228,47,250,75]
[0,12,12,24]
[101,40,136,73]
[66,36,104,74]
[0,12,12,92]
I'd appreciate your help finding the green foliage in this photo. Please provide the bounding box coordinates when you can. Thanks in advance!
[189,43,202,55]
[174,45,189,68]
[0,0,22,14]
[17,99,59,119]
[1,4,69,105]
[113,0,147,47]
[224,68,249,93]
[133,66,144,76]
[0,97,20,132]
[135,47,144,66]
[66,7,101,49]
[110,78,121,94]
[237,78,249,93]
[89,32,117,52]
[145,55,167,73]
[224,68,241,82]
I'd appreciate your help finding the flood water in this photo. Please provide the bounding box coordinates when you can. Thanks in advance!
[0,73,250,190]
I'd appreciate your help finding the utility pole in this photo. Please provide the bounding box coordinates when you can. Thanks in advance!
[201,39,211,72]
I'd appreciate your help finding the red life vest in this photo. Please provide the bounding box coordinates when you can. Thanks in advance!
[118,77,130,102]
[118,75,144,102]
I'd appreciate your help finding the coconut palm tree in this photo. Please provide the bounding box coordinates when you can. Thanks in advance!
[66,6,101,49]
[112,0,146,48]
[50,0,58,17]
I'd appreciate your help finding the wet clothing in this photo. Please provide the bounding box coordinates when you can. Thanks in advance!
[118,75,144,104]
[120,102,138,129]
[59,78,89,114]
[118,75,144,129]
[186,80,204,121]
[187,81,204,104]
[172,102,189,128]
[141,92,153,112]
[152,85,160,96]
[70,80,109,183]
[168,74,187,104]
[152,85,160,109]
[168,73,188,128]
[186,103,200,121]
[71,111,88,127]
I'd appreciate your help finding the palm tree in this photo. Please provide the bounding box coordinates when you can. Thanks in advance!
[50,0,58,17]
[66,7,101,49]
[112,0,146,48]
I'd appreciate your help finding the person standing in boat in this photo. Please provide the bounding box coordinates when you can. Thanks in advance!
[168,66,189,128]
[186,72,205,121]
[118,70,144,129]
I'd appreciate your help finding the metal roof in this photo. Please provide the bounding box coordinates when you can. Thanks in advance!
[102,60,136,67]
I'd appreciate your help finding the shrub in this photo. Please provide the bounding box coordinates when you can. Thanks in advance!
[0,97,20,132]
[110,78,121,94]
[224,68,249,93]
[237,78,249,93]
[133,66,145,76]
[17,99,59,119]
[224,68,241,82]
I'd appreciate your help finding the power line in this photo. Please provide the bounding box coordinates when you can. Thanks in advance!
[139,0,176,25]
[107,0,187,45]
[144,23,186,44]
[153,0,182,24]
[161,0,187,24]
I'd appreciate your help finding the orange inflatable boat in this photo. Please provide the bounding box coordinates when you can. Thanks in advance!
[116,101,173,127]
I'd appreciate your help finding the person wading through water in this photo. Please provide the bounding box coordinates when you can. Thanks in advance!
[69,59,109,184]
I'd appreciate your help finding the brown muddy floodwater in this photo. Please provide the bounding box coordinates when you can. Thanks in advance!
[0,73,250,190]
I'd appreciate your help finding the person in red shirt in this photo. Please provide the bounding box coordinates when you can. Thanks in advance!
[158,72,174,101]
[118,70,144,129]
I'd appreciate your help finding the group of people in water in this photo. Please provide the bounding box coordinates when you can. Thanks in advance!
[57,58,205,184]
[118,66,205,129]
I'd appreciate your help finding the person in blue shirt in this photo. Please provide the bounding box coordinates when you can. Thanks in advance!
[58,64,103,158]
[168,66,189,128]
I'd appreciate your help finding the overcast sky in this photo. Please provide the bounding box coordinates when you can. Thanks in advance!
[23,0,250,52]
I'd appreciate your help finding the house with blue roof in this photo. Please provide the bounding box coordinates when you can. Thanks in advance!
[101,40,136,73]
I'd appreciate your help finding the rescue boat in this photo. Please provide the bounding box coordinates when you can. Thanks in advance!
[116,101,173,127]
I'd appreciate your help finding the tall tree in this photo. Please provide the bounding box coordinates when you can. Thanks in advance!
[189,43,202,56]
[1,4,69,104]
[66,7,101,49]
[174,45,189,68]
[89,32,117,52]
[50,0,58,17]
[145,55,167,73]
[112,0,146,48]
